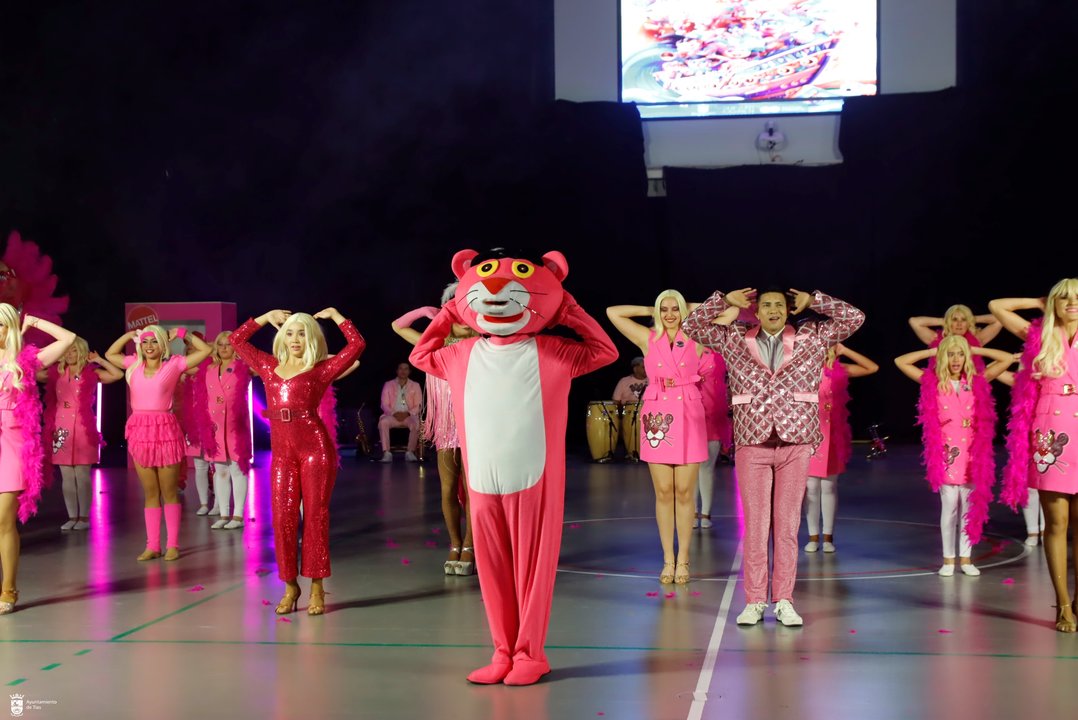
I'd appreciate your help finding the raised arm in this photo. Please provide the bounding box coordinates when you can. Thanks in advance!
[973,313,1003,346]
[988,297,1042,340]
[312,308,366,380]
[229,310,290,374]
[604,305,655,354]
[410,304,459,379]
[105,330,137,368]
[391,306,438,346]
[24,315,77,369]
[176,329,212,370]
[908,316,943,346]
[88,351,125,383]
[972,346,1017,382]
[803,289,865,345]
[894,348,935,383]
[682,289,751,349]
[835,343,879,378]
[557,293,619,378]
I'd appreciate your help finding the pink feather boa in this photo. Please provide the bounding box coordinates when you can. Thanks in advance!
[827,362,853,470]
[181,360,215,454]
[43,365,102,464]
[12,345,46,523]
[1001,319,1043,509]
[916,365,997,544]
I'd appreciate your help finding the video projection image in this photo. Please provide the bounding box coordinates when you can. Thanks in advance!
[620,0,878,119]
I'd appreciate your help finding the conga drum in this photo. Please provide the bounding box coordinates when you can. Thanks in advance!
[620,401,642,461]
[586,400,620,462]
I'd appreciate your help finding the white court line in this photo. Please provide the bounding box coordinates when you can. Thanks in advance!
[687,540,743,720]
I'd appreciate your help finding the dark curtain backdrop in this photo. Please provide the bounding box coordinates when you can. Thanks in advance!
[0,1,1068,455]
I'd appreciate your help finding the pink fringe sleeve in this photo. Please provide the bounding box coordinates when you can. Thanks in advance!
[1001,320,1042,509]
[14,345,46,524]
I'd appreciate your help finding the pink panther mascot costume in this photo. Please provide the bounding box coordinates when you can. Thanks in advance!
[410,248,617,686]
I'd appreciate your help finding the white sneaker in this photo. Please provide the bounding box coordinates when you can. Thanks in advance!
[196,505,209,516]
[208,506,221,516]
[61,520,77,531]
[211,518,228,529]
[699,516,713,529]
[404,451,419,462]
[692,516,700,529]
[72,520,89,531]
[938,564,955,577]
[804,540,819,553]
[822,541,836,553]
[380,451,393,463]
[223,519,244,530]
[960,564,981,576]
[736,602,767,626]
[774,599,804,627]
[1025,534,1040,547]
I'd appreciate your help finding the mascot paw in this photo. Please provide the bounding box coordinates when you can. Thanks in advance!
[466,662,513,684]
[502,660,551,686]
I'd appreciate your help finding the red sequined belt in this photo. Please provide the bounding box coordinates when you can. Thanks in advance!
[270,407,316,423]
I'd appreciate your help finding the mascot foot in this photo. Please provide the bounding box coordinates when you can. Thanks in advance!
[466,662,512,684]
[503,660,550,686]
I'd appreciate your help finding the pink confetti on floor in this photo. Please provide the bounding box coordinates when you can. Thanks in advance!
[254,567,271,576]
[188,585,205,592]
[646,591,659,597]
[431,527,441,534]
[385,539,399,548]
[664,592,676,599]
[595,573,604,579]
[691,591,702,596]
[261,600,271,606]
[849,630,857,634]
[424,540,437,548]
[938,629,952,634]
[1002,578,1015,584]
[401,558,411,565]
[277,617,292,623]
[569,523,580,529]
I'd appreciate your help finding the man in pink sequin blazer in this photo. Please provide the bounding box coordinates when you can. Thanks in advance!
[683,287,864,627]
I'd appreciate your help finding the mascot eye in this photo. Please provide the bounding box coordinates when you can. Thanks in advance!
[511,262,535,279]
[476,260,499,277]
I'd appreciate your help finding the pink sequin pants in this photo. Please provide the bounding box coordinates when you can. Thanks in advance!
[735,443,810,604]
[269,416,337,581]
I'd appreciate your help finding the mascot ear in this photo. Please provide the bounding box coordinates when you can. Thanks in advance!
[541,251,569,282]
[451,250,478,280]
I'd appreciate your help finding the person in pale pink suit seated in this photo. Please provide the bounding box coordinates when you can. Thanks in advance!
[684,286,865,627]
[608,290,734,585]
[803,343,878,554]
[106,325,212,562]
[895,336,1013,577]
[992,278,1078,632]
[0,305,75,615]
[377,363,423,462]
[39,337,124,531]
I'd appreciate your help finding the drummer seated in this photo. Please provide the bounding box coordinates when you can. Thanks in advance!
[378,362,423,462]
[612,356,648,405]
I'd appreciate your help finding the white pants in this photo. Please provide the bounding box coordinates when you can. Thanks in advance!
[940,484,973,558]
[1023,488,1045,534]
[60,465,92,518]
[213,461,249,518]
[193,457,212,507]
[805,474,838,536]
[696,440,723,516]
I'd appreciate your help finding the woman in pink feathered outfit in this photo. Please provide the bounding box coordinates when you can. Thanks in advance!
[0,305,75,615]
[895,336,1014,577]
[992,278,1078,632]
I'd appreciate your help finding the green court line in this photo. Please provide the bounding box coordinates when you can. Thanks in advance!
[6,679,26,686]
[108,581,246,641]
[40,664,60,671]
[74,649,91,656]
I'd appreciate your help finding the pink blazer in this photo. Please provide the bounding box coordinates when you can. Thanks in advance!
[381,379,423,418]
[682,290,865,447]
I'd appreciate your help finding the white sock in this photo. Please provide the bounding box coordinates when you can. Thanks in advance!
[213,463,232,518]
[194,457,211,506]
[229,462,248,518]
[60,466,78,518]
[820,475,838,535]
[805,476,822,536]
[75,465,92,518]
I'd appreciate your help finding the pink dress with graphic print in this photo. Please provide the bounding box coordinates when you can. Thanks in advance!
[50,369,101,465]
[938,380,974,485]
[1030,331,1078,493]
[639,330,707,465]
[123,355,188,467]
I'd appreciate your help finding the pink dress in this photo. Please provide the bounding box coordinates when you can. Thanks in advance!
[938,380,975,485]
[204,360,252,471]
[124,355,188,467]
[1030,331,1078,493]
[698,348,732,447]
[808,364,852,477]
[639,330,707,464]
[0,374,25,492]
[48,367,101,465]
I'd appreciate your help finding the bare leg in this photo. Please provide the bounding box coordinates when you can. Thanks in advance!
[1040,490,1075,632]
[673,463,700,583]
[649,463,676,582]
[0,493,20,597]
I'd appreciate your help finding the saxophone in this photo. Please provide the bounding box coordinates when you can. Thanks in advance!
[355,402,372,456]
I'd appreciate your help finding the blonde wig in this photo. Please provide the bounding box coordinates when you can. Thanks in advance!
[1034,277,1078,378]
[58,336,90,376]
[211,330,234,366]
[126,324,171,384]
[272,313,327,372]
[936,334,974,394]
[651,289,688,340]
[942,304,976,337]
[0,303,25,390]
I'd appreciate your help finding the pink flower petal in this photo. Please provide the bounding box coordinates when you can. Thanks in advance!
[849,630,857,634]
[1002,578,1015,584]
[431,527,441,534]
[254,567,271,576]
[401,558,411,565]
[188,585,204,592]
[261,600,272,606]
[664,592,676,599]
[938,629,952,634]
[277,617,292,623]
[569,523,581,529]
[646,591,659,597]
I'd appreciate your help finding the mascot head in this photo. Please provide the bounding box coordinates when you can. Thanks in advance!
[451,248,567,336]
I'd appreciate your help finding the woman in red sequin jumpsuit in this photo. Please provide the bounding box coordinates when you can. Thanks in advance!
[230,307,365,616]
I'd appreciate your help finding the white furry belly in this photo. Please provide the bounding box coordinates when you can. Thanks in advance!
[463,339,546,494]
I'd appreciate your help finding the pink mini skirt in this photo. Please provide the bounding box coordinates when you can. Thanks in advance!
[125,411,186,468]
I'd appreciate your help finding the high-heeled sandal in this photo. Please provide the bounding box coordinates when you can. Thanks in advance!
[659,562,675,584]
[1056,603,1077,633]
[276,585,300,615]
[455,546,475,576]
[308,584,325,616]
[444,546,461,575]
[0,589,18,615]
[674,562,690,585]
